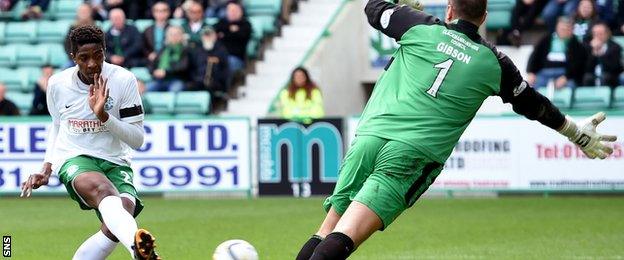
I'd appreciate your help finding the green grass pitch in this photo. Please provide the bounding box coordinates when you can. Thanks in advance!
[1,196,624,259]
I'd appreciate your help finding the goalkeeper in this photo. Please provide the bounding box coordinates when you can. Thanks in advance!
[295,0,618,259]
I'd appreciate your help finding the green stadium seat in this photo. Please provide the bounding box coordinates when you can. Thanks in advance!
[52,0,82,20]
[613,86,624,109]
[0,67,28,92]
[37,20,73,43]
[144,92,175,114]
[174,91,210,114]
[613,36,624,48]
[0,45,16,67]
[247,39,259,59]
[130,67,152,83]
[19,67,43,89]
[245,0,281,16]
[133,19,154,33]
[0,0,27,20]
[5,21,37,43]
[15,44,48,67]
[572,86,611,109]
[204,17,218,26]
[43,43,69,67]
[538,87,572,109]
[169,18,184,26]
[248,16,265,41]
[0,22,5,44]
[5,92,34,115]
[486,11,511,30]
[98,20,112,32]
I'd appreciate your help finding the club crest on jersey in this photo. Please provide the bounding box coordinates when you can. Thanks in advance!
[105,96,115,111]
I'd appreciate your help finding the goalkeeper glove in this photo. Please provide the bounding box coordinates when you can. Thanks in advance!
[394,0,424,11]
[558,112,618,159]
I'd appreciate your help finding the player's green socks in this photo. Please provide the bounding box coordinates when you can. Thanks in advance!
[309,232,355,260]
[296,235,323,260]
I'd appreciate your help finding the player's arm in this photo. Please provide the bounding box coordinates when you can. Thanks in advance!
[90,74,145,149]
[21,80,59,197]
[494,49,617,159]
[365,0,440,41]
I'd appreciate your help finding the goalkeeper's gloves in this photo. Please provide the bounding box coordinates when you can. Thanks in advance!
[558,112,618,159]
[394,0,424,11]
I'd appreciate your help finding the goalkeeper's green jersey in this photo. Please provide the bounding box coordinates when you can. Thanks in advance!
[358,1,546,163]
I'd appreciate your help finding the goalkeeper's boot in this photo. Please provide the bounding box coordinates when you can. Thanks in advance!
[133,229,161,260]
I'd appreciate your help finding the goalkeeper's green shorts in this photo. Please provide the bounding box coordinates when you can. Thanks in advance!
[323,135,442,229]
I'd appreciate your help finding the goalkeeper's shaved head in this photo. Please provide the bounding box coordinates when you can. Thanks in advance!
[449,0,487,24]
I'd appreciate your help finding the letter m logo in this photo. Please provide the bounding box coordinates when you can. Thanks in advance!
[258,122,343,183]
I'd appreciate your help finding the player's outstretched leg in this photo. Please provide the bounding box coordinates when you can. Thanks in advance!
[73,172,139,258]
[296,207,342,260]
[309,202,382,260]
[72,230,117,260]
[134,229,161,260]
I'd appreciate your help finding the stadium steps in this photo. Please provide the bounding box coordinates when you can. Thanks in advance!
[223,0,341,116]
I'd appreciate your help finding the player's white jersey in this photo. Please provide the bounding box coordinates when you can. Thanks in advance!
[46,62,144,173]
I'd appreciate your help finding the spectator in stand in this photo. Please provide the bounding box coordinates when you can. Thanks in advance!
[64,3,97,66]
[616,0,624,35]
[103,0,145,20]
[278,67,324,124]
[206,0,230,18]
[144,2,171,63]
[182,0,210,49]
[0,83,20,116]
[84,0,108,20]
[21,0,51,20]
[105,8,144,68]
[499,0,548,46]
[542,0,579,31]
[189,27,230,95]
[571,0,599,43]
[594,0,614,26]
[214,2,251,77]
[29,65,54,116]
[148,26,190,92]
[0,0,19,12]
[527,17,587,89]
[146,0,184,18]
[582,23,623,88]
[137,80,153,114]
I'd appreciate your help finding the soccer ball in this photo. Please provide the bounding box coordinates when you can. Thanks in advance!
[213,239,259,260]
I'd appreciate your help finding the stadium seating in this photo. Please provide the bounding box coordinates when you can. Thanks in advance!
[174,91,211,115]
[0,22,5,44]
[19,66,43,89]
[50,0,82,20]
[130,67,153,83]
[244,0,282,16]
[133,19,154,33]
[37,20,73,43]
[0,67,28,92]
[15,44,48,67]
[5,21,37,43]
[144,92,175,114]
[486,0,515,30]
[538,87,573,109]
[0,44,16,67]
[5,92,34,115]
[613,86,624,109]
[43,43,69,67]
[572,86,612,109]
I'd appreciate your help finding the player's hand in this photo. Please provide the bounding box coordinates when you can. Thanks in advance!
[559,112,618,159]
[396,0,424,11]
[88,74,110,122]
[20,173,50,198]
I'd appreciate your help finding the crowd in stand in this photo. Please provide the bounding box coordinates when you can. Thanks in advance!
[0,0,304,116]
[520,0,624,90]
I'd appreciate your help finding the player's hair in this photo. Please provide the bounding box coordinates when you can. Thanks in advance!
[287,67,318,100]
[69,24,105,54]
[451,0,487,23]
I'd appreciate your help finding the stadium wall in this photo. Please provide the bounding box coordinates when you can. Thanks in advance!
[303,0,369,116]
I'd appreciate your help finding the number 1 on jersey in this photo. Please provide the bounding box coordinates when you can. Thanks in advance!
[427,59,454,98]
